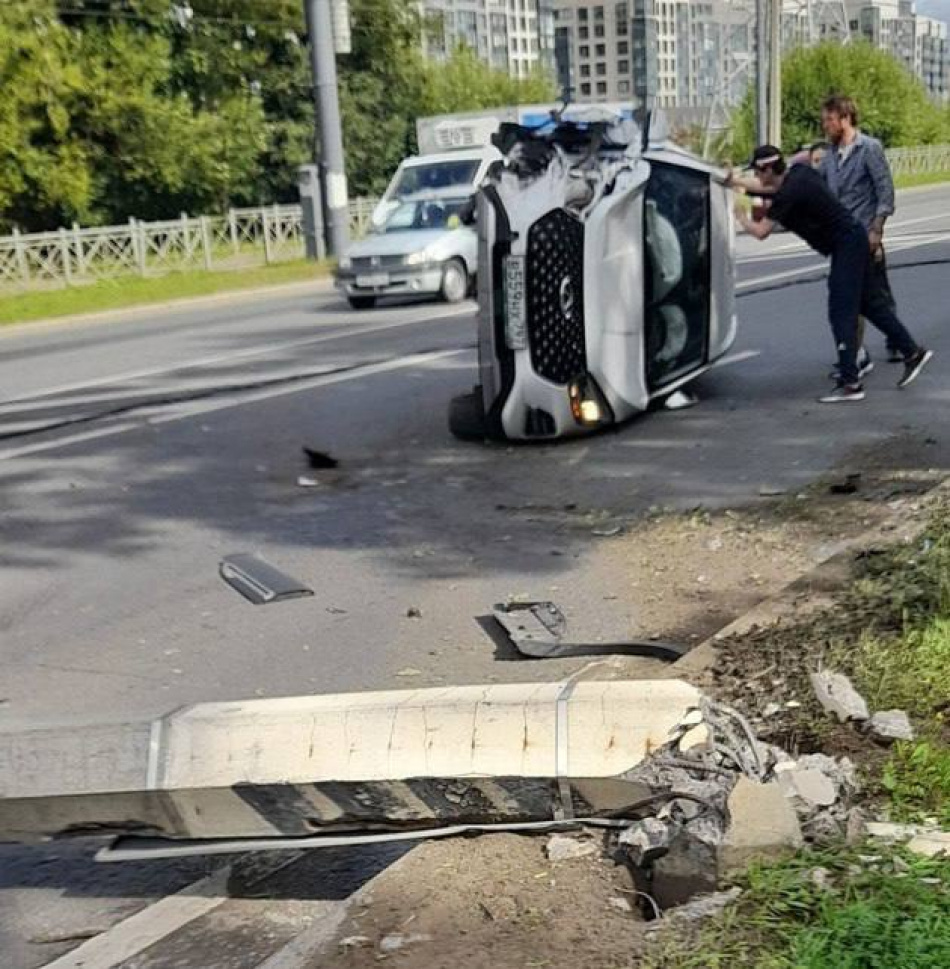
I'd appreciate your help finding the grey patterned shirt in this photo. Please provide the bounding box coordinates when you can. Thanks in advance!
[819,132,895,231]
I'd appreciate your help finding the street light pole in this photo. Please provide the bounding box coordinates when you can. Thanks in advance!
[768,0,782,147]
[755,0,768,146]
[304,0,349,256]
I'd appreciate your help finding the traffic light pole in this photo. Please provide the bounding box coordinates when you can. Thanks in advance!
[304,0,349,257]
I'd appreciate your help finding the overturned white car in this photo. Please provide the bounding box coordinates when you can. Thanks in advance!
[449,112,737,441]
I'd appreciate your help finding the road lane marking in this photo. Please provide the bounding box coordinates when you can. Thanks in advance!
[39,866,234,969]
[149,348,470,424]
[2,306,474,407]
[0,349,471,461]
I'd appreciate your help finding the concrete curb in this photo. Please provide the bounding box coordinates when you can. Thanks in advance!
[0,276,336,339]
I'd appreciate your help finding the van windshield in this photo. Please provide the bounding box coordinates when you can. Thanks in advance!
[391,160,481,197]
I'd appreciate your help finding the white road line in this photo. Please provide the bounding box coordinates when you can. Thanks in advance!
[0,349,470,461]
[149,348,469,424]
[0,422,142,461]
[39,866,233,969]
[2,307,473,406]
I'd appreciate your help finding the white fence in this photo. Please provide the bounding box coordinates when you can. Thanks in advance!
[0,199,380,292]
[885,144,950,177]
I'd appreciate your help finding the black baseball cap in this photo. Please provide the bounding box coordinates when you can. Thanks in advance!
[748,144,784,170]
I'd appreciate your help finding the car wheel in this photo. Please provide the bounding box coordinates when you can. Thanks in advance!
[440,259,468,304]
[348,295,376,310]
[448,389,486,441]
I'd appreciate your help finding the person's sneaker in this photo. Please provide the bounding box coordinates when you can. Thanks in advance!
[887,347,904,363]
[819,383,866,404]
[897,348,933,388]
[828,358,874,381]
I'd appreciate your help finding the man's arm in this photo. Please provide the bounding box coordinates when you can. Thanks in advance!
[724,171,777,197]
[734,202,775,240]
[866,140,895,250]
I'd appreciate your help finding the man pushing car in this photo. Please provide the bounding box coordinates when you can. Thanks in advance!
[727,145,931,403]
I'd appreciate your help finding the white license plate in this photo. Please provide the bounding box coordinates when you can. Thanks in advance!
[503,256,526,349]
[355,273,389,288]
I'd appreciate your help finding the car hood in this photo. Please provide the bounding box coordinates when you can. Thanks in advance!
[344,229,454,258]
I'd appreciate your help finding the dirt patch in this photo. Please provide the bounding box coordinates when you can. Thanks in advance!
[595,459,942,652]
[315,833,645,969]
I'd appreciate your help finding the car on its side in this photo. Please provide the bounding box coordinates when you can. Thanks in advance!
[449,110,737,441]
[335,191,477,309]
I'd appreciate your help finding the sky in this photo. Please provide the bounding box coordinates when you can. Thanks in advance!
[916,0,950,24]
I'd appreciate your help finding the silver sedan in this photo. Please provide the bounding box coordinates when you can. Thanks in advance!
[334,192,477,309]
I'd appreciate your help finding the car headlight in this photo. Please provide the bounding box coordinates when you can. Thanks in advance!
[404,251,429,266]
[568,376,611,427]
[338,255,351,270]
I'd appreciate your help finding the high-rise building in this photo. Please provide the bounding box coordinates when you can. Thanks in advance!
[421,1,557,80]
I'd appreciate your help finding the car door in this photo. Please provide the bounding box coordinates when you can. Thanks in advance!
[642,161,711,391]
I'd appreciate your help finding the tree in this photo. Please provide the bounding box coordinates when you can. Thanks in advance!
[729,41,950,162]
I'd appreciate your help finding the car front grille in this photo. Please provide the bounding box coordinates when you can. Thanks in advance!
[525,209,586,385]
[350,255,407,272]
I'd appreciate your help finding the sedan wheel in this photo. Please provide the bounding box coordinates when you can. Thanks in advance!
[440,259,468,304]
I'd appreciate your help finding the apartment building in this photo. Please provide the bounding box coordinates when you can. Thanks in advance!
[421,0,557,80]
[844,0,949,99]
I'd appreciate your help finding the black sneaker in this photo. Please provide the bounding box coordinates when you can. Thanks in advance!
[898,349,933,388]
[819,383,865,404]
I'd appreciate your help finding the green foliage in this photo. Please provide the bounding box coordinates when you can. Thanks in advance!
[730,41,950,161]
[1,0,557,227]
[644,848,950,969]
[881,740,950,825]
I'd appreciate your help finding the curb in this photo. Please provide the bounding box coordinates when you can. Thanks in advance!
[0,275,336,338]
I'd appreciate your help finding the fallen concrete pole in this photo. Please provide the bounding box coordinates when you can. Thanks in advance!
[0,680,704,843]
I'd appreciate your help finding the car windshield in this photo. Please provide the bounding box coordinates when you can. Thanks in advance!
[392,160,481,196]
[380,197,470,233]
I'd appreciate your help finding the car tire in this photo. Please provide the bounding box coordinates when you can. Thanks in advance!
[448,389,486,441]
[348,295,376,310]
[440,259,468,304]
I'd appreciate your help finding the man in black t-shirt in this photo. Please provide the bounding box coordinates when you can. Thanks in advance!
[727,145,931,403]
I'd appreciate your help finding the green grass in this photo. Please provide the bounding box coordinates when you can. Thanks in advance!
[881,740,950,826]
[0,259,331,327]
[895,169,950,190]
[644,848,950,969]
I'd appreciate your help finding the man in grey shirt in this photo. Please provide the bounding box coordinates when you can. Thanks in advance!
[820,94,901,368]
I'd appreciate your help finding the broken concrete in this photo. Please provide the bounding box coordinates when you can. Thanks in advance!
[775,767,837,810]
[645,887,742,929]
[618,818,671,867]
[810,670,870,722]
[868,710,915,742]
[719,778,803,872]
[546,834,599,862]
[867,822,950,857]
[649,828,720,909]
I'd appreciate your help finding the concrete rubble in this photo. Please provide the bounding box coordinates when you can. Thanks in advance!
[545,834,600,862]
[866,822,950,858]
[810,670,871,722]
[867,710,915,742]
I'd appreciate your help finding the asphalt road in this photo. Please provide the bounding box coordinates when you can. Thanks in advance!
[1,183,949,969]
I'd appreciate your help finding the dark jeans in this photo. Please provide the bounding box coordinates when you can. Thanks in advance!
[828,228,917,384]
[867,247,897,352]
